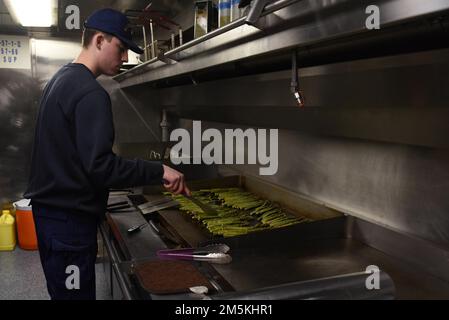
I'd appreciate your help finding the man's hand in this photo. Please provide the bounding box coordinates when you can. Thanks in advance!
[162,165,191,196]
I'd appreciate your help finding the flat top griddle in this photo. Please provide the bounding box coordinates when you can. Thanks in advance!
[112,175,449,299]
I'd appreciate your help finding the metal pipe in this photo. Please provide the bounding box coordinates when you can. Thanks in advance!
[153,40,158,58]
[165,0,300,57]
[171,33,175,50]
[207,271,395,300]
[142,25,148,61]
[291,50,305,108]
[149,19,155,58]
[246,0,272,25]
[160,108,169,142]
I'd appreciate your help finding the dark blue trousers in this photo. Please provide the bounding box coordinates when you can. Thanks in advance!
[32,204,99,300]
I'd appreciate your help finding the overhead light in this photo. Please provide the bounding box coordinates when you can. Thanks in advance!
[4,0,58,27]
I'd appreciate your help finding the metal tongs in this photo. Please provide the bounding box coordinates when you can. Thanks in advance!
[157,244,232,264]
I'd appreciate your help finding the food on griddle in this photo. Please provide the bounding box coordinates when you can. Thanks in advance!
[165,188,310,237]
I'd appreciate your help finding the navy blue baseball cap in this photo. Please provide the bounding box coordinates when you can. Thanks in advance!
[84,8,143,54]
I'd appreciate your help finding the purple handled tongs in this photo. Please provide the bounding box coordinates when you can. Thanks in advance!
[157,244,232,264]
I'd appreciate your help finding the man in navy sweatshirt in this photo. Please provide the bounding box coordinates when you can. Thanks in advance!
[24,8,190,300]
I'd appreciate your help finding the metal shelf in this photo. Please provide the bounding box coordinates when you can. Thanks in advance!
[113,0,449,88]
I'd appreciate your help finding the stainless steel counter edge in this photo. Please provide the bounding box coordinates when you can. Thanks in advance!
[101,195,209,300]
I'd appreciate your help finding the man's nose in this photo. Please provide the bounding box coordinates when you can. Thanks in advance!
[122,50,128,63]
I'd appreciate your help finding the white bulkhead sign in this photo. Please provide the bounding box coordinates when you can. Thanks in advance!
[0,35,31,69]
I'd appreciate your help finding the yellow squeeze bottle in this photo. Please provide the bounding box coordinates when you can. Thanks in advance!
[0,209,16,251]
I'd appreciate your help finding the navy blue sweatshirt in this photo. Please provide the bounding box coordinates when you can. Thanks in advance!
[24,63,163,218]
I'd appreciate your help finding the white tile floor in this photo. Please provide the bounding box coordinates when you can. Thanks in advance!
[0,246,111,300]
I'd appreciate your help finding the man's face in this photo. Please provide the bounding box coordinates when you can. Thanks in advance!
[98,35,128,76]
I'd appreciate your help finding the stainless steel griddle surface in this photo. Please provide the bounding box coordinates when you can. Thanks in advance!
[210,237,449,299]
[105,176,449,299]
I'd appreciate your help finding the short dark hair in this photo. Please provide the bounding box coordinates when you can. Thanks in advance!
[82,28,113,48]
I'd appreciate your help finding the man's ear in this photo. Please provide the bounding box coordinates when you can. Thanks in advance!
[94,33,104,50]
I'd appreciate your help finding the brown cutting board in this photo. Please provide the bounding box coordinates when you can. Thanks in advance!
[134,260,215,295]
